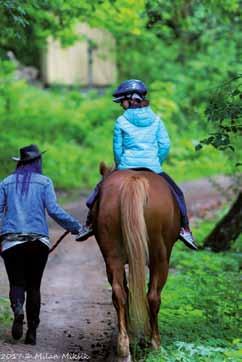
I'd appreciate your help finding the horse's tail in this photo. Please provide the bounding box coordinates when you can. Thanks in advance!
[120,175,151,337]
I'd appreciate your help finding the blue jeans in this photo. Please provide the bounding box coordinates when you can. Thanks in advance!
[86,171,189,227]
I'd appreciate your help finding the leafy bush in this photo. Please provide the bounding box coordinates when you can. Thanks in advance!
[137,216,242,362]
[0,61,232,189]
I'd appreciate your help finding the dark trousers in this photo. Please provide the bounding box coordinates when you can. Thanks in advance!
[86,170,189,227]
[1,241,49,328]
[159,172,189,227]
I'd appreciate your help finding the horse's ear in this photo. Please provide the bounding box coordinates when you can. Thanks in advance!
[99,161,108,176]
[99,162,115,177]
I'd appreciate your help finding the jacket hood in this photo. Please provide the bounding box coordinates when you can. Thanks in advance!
[123,106,156,127]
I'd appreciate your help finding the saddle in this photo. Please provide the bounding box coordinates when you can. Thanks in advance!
[130,167,154,172]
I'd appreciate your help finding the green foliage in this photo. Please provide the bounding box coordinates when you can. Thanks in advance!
[0,0,111,65]
[0,64,231,188]
[0,0,240,186]
[0,62,117,187]
[196,75,242,167]
[135,215,242,361]
[0,0,105,44]
[94,0,241,170]
[145,0,241,45]
[0,2,240,357]
[0,296,11,331]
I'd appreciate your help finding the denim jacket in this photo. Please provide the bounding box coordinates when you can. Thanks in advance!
[0,173,81,237]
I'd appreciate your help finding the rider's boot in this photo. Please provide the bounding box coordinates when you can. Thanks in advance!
[179,226,198,250]
[76,210,94,242]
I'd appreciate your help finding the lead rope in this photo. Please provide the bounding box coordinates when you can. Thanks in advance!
[49,231,70,254]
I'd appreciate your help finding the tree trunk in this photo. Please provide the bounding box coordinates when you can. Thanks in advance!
[203,192,242,252]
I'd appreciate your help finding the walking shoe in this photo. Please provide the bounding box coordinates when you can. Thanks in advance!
[12,313,24,340]
[179,227,198,250]
[76,225,93,242]
[25,328,36,345]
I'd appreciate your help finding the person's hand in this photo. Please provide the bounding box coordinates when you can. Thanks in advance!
[76,225,93,242]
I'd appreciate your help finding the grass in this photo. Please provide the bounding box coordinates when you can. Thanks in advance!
[0,295,11,335]
[133,212,242,362]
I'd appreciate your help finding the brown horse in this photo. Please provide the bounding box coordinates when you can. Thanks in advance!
[92,163,180,359]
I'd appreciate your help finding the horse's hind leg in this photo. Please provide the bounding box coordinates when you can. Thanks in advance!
[147,247,169,349]
[106,258,130,358]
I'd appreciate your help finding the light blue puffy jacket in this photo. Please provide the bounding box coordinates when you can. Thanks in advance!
[113,106,170,173]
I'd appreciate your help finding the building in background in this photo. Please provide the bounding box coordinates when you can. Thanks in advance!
[41,23,117,87]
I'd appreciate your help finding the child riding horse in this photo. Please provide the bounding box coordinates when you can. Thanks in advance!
[77,79,197,251]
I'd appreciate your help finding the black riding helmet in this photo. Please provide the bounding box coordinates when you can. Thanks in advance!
[112,79,147,103]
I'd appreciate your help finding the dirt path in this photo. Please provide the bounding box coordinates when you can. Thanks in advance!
[0,176,233,361]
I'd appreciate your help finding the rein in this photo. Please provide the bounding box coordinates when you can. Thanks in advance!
[49,231,70,254]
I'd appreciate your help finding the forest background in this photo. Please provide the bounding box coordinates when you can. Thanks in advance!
[0,0,241,188]
[0,1,241,361]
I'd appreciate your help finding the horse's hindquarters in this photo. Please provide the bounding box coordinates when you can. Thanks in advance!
[94,170,180,357]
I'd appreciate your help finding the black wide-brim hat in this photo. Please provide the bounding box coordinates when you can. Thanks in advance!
[12,144,46,162]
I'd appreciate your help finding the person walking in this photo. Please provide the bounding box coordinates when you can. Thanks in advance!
[0,144,83,345]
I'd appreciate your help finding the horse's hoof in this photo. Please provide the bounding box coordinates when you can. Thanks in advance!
[117,334,130,358]
[116,353,132,362]
[151,336,161,350]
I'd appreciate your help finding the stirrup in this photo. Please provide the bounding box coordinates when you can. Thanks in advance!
[179,228,198,250]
